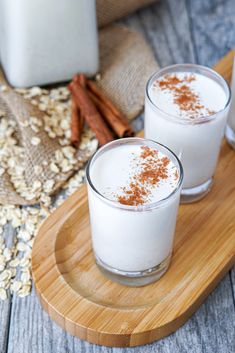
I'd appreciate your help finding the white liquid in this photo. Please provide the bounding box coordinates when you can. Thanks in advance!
[227,58,235,131]
[0,0,98,87]
[145,71,229,189]
[87,142,182,272]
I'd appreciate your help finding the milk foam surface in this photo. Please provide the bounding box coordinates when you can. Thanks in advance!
[90,144,179,204]
[149,72,227,119]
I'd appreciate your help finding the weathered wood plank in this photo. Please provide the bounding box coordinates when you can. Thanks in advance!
[231,268,235,304]
[0,225,15,353]
[6,274,235,353]
[187,0,235,66]
[0,301,10,353]
[123,0,196,65]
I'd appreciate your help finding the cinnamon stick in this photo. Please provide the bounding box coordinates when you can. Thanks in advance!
[68,81,113,146]
[88,90,132,138]
[70,96,84,148]
[86,79,134,137]
[73,73,86,88]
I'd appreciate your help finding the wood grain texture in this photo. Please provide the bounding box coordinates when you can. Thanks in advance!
[31,132,235,346]
[6,276,235,353]
[32,45,235,346]
[4,0,235,352]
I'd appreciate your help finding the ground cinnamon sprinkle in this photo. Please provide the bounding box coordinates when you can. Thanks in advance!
[117,146,171,206]
[155,74,215,118]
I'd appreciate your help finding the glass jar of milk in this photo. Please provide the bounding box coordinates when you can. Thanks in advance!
[145,64,231,203]
[0,0,99,87]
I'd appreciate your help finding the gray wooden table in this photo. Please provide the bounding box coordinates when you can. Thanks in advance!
[1,0,235,352]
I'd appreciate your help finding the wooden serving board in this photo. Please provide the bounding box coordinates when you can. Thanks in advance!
[32,50,235,347]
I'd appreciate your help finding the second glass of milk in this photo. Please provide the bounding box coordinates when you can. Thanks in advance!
[86,138,183,286]
[145,64,231,203]
[225,56,235,149]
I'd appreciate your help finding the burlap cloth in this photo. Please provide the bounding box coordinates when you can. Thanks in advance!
[0,1,158,205]
[97,0,157,27]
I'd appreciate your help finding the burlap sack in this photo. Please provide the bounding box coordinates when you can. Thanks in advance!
[97,0,157,28]
[98,25,158,120]
[0,5,158,205]
[0,71,95,205]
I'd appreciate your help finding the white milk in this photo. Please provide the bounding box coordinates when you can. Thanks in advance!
[86,139,182,276]
[226,57,235,148]
[0,0,98,87]
[145,66,230,196]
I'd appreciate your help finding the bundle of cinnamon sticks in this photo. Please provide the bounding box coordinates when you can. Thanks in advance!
[68,74,134,147]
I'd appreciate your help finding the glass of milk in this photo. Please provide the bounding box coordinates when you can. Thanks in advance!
[145,64,231,203]
[225,57,235,149]
[86,138,183,286]
[0,0,98,87]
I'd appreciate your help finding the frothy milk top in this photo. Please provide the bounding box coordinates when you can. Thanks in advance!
[90,144,180,206]
[149,72,227,119]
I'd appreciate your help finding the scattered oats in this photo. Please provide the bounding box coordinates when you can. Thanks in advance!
[43,179,55,193]
[18,229,31,242]
[11,216,22,228]
[0,85,7,92]
[0,270,11,281]
[29,116,43,127]
[21,270,31,283]
[11,281,22,293]
[34,165,43,174]
[30,124,40,133]
[20,119,29,127]
[17,242,29,252]
[95,73,101,81]
[0,254,6,265]
[0,167,5,176]
[30,99,38,106]
[60,119,70,130]
[18,284,31,297]
[25,221,36,235]
[10,268,17,277]
[0,217,7,226]
[38,103,47,111]
[60,159,73,173]
[30,87,42,97]
[42,160,48,166]
[31,136,41,146]
[3,248,12,261]
[14,88,27,94]
[40,194,51,207]
[48,131,56,139]
[32,180,42,191]
[59,138,69,146]
[50,162,59,173]
[24,193,36,201]
[0,288,7,300]
[27,238,34,248]
[9,258,20,267]
[20,257,30,268]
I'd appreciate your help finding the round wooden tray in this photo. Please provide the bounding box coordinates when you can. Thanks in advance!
[32,138,235,347]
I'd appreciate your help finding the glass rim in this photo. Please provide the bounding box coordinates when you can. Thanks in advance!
[146,63,231,125]
[86,137,184,212]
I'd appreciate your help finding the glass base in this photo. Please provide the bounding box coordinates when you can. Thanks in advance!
[95,253,171,287]
[225,125,235,149]
[181,178,213,204]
